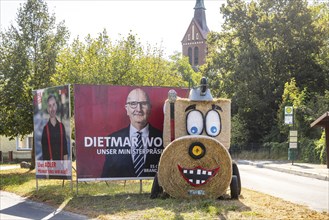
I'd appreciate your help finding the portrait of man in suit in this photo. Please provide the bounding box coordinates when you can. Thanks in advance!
[101,88,163,178]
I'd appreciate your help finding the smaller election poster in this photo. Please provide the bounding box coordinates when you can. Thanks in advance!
[32,85,72,179]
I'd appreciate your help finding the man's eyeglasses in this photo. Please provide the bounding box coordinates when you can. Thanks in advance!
[126,101,149,109]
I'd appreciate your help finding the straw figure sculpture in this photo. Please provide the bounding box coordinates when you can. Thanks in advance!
[162,98,231,148]
[157,96,234,199]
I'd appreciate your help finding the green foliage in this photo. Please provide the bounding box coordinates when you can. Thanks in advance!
[0,0,68,138]
[204,0,329,156]
[0,0,199,142]
[169,53,201,87]
[231,114,250,147]
[52,31,198,87]
[298,137,320,163]
[274,81,328,164]
[277,79,302,138]
[263,142,288,159]
[314,131,327,164]
[1,0,327,165]
[311,90,329,120]
[311,2,329,88]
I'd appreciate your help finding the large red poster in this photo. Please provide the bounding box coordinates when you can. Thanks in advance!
[74,85,189,180]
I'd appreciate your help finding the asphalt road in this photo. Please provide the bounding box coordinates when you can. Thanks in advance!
[239,164,329,212]
[0,191,87,220]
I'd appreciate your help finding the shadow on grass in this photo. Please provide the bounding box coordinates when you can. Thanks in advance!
[29,180,251,219]
[1,172,250,219]
[0,169,35,188]
[66,185,251,219]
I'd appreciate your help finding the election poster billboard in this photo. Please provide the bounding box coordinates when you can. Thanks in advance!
[74,85,189,181]
[32,85,72,179]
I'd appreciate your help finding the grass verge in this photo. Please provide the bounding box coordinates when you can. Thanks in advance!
[1,166,328,219]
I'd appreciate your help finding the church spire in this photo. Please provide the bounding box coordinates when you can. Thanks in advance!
[194,0,209,32]
[182,0,210,69]
[194,0,206,9]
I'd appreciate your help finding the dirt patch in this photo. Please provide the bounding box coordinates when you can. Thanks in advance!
[230,188,328,220]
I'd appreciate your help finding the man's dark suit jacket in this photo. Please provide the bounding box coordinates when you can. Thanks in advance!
[101,124,163,178]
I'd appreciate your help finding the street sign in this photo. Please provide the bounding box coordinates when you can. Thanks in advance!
[289,130,297,136]
[284,106,294,125]
[285,106,293,115]
[289,130,298,149]
[285,115,293,125]
[289,142,298,149]
[290,136,298,142]
[288,127,298,163]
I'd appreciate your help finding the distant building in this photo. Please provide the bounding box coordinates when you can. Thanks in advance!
[0,135,32,162]
[182,0,210,71]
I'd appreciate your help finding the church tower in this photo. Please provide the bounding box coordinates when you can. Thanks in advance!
[182,0,209,70]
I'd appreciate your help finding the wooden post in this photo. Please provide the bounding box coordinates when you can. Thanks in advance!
[310,112,329,169]
[168,90,177,142]
[325,125,329,169]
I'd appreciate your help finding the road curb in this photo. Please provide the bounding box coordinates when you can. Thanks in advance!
[237,160,328,181]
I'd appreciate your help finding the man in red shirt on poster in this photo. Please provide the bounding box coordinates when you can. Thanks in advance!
[41,94,68,161]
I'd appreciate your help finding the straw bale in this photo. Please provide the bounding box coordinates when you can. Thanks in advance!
[163,98,231,149]
[158,136,232,199]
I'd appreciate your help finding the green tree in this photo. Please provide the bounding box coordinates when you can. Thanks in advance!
[53,31,198,87]
[53,30,111,85]
[310,2,329,88]
[204,0,329,145]
[0,0,68,138]
[170,52,201,87]
[276,78,307,140]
